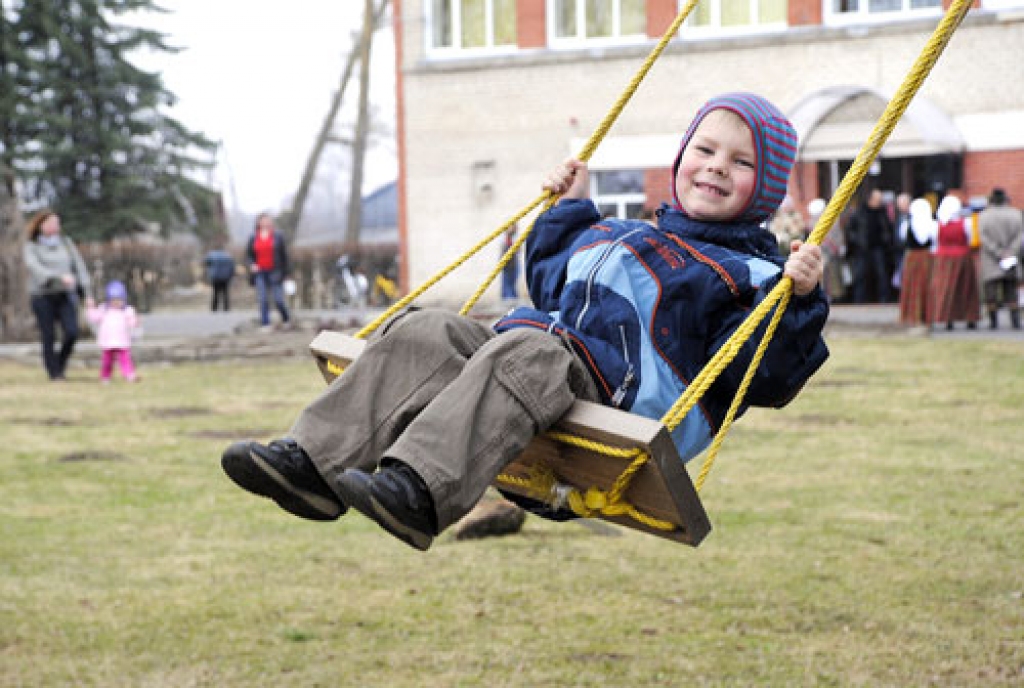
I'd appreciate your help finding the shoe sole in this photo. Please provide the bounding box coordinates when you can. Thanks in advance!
[336,471,434,551]
[221,443,343,521]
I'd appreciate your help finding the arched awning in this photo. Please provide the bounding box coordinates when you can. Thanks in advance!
[788,86,964,161]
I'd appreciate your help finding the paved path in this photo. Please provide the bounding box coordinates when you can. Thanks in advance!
[135,303,1024,341]
[1,304,1021,368]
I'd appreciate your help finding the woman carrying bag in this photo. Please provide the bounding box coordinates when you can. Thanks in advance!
[23,209,94,380]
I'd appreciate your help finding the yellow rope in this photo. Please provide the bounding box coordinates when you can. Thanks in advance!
[658,0,972,494]
[460,0,702,315]
[354,198,548,338]
[352,0,702,333]
[494,458,678,532]
[494,430,677,531]
[459,196,553,316]
[693,289,791,492]
[350,0,972,530]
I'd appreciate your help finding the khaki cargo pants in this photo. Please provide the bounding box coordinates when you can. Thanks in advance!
[290,309,599,531]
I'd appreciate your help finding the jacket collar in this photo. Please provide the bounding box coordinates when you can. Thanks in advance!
[656,205,780,261]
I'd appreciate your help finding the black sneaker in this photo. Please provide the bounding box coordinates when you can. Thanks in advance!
[221,439,345,521]
[335,461,437,551]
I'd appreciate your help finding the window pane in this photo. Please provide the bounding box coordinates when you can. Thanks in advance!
[721,1,750,26]
[555,0,576,38]
[625,202,645,219]
[493,0,517,45]
[759,0,787,23]
[586,0,612,38]
[432,0,453,47]
[832,0,859,11]
[595,170,643,194]
[621,0,645,35]
[909,0,940,7]
[597,203,618,218]
[691,1,712,26]
[868,0,901,12]
[460,0,485,47]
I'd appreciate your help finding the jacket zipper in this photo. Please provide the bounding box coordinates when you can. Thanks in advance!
[610,324,636,408]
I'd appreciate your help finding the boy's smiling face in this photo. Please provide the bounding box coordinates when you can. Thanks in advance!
[674,109,757,222]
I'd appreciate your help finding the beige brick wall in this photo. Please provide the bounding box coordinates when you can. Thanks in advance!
[396,7,1024,304]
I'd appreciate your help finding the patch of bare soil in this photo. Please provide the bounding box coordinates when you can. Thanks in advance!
[58,450,128,462]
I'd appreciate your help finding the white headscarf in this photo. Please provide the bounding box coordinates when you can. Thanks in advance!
[908,198,937,246]
[936,195,962,224]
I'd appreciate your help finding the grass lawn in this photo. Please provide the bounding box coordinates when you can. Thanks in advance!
[1,332,1022,687]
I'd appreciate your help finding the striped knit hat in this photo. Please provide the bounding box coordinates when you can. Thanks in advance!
[671,92,798,223]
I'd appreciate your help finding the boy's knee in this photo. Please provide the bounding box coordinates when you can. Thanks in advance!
[380,308,458,340]
[377,308,491,357]
[484,329,593,425]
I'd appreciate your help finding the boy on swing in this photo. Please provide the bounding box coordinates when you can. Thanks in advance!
[221,92,830,550]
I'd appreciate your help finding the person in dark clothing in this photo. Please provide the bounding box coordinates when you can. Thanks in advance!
[891,191,911,291]
[204,248,236,312]
[246,213,291,329]
[499,225,520,301]
[978,188,1023,329]
[846,188,895,303]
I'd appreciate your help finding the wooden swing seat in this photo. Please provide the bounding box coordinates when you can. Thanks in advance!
[309,330,711,546]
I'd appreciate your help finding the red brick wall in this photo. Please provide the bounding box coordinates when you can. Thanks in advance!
[517,0,546,48]
[943,0,982,9]
[644,167,674,210]
[960,149,1024,207]
[788,0,822,26]
[647,0,680,37]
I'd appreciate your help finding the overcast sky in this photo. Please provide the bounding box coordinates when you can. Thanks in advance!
[131,2,397,215]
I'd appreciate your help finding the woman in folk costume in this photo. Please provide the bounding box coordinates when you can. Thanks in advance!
[929,194,980,330]
[898,198,937,328]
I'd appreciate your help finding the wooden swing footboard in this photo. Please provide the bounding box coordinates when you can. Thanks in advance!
[309,330,711,546]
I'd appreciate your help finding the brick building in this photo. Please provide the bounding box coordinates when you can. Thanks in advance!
[391,0,1024,302]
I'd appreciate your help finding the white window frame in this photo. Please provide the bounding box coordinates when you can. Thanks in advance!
[823,0,943,27]
[425,0,518,56]
[547,0,649,49]
[683,0,788,38]
[982,0,1024,9]
[591,169,647,220]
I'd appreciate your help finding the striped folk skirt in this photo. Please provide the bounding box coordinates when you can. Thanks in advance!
[930,253,980,325]
[899,249,934,326]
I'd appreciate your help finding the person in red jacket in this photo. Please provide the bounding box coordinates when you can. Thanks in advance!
[246,212,291,330]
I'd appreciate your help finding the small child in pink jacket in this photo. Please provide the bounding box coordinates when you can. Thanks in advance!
[87,280,139,383]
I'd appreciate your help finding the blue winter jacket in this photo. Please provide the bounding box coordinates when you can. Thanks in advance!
[494,199,829,464]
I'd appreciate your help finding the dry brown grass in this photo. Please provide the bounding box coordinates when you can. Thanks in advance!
[1,332,1022,686]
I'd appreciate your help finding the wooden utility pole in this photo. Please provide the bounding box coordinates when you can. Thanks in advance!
[344,0,377,248]
[282,0,388,243]
[280,45,360,241]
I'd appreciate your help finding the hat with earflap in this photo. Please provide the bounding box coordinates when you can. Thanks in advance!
[105,280,127,301]
[671,92,798,223]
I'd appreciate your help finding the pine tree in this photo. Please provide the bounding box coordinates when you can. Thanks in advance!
[0,0,30,338]
[0,0,30,172]
[8,0,221,241]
